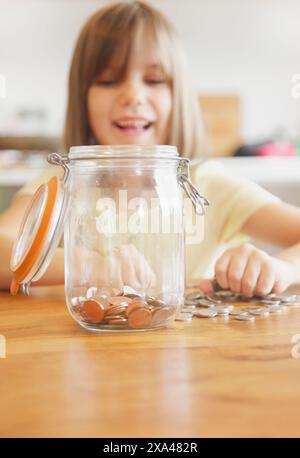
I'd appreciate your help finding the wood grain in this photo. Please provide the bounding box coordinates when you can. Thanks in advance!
[0,287,300,438]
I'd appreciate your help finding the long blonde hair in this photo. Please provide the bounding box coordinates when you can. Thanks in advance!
[63,0,207,158]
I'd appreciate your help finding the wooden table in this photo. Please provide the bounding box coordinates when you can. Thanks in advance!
[1,286,300,438]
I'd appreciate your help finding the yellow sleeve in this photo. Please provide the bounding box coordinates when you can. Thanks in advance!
[191,160,281,244]
[14,166,64,198]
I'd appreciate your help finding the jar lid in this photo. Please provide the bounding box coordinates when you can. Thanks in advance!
[10,175,68,295]
[69,145,179,160]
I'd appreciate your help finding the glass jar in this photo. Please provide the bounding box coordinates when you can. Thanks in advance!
[10,145,209,333]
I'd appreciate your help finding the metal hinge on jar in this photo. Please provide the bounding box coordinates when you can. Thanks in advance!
[178,158,210,215]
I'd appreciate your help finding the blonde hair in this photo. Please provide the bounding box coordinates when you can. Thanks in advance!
[63,0,207,158]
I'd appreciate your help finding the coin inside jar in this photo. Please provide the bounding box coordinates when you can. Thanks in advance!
[125,300,148,317]
[108,296,133,307]
[128,307,152,329]
[82,299,105,322]
[104,304,127,317]
[151,306,174,325]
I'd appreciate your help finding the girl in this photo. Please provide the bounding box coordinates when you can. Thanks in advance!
[1,0,300,296]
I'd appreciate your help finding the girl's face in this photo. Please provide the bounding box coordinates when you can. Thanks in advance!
[87,33,172,145]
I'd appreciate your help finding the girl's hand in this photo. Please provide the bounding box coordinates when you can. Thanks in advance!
[214,243,298,297]
[72,244,156,292]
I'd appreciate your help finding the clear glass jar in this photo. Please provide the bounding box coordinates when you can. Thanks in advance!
[11,145,208,333]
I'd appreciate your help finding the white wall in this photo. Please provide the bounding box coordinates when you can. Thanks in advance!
[0,0,299,142]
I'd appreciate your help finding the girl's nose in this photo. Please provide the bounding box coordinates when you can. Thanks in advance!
[118,79,146,107]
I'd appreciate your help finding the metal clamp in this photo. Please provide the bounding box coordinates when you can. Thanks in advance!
[178,158,210,215]
[47,152,70,184]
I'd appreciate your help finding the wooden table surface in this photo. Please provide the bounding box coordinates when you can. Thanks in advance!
[1,286,300,438]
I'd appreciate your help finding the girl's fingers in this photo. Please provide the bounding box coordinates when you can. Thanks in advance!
[215,251,231,289]
[118,246,141,290]
[255,261,275,297]
[227,252,249,293]
[240,256,261,297]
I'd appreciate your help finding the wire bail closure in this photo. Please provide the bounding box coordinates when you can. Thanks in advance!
[178,158,210,215]
[47,153,70,184]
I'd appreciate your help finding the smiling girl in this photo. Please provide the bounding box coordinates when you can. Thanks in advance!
[1,0,300,297]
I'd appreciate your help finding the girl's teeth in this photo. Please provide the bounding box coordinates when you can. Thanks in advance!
[116,120,150,128]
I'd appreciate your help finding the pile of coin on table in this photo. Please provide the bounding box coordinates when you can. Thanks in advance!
[175,290,300,323]
[71,286,176,329]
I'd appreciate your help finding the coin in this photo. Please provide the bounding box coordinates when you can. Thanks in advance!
[82,299,105,322]
[86,286,98,298]
[125,300,148,317]
[248,308,270,317]
[147,298,166,308]
[243,306,264,312]
[151,307,174,325]
[197,299,216,308]
[214,304,234,315]
[104,305,126,317]
[266,305,285,313]
[184,299,197,306]
[175,312,193,322]
[260,299,281,306]
[93,296,110,309]
[205,295,222,304]
[128,307,152,329]
[193,309,218,318]
[98,286,114,297]
[229,309,249,316]
[108,296,133,307]
[123,285,139,296]
[186,292,204,301]
[107,317,127,325]
[235,314,255,321]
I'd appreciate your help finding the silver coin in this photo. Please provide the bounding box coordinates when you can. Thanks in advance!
[229,309,249,316]
[193,309,218,318]
[181,306,197,312]
[175,312,193,321]
[243,306,264,312]
[184,299,197,306]
[283,301,300,308]
[235,314,255,321]
[86,286,98,299]
[266,305,285,313]
[276,295,297,303]
[205,295,222,304]
[260,299,281,306]
[248,308,270,317]
[186,292,205,301]
[214,305,233,315]
[198,299,217,308]
[215,290,239,300]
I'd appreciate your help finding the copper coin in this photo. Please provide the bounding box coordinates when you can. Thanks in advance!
[124,293,142,299]
[128,307,152,329]
[151,307,174,325]
[93,296,110,309]
[108,296,133,306]
[125,300,148,317]
[107,317,128,325]
[111,287,123,297]
[98,286,114,297]
[82,299,105,322]
[104,305,126,317]
[147,298,166,308]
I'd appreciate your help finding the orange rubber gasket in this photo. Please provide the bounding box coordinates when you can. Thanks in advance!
[10,176,60,295]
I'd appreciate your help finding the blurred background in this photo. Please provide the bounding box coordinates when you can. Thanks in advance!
[0,0,300,230]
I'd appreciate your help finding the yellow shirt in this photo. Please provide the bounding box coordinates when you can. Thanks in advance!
[16,159,280,281]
